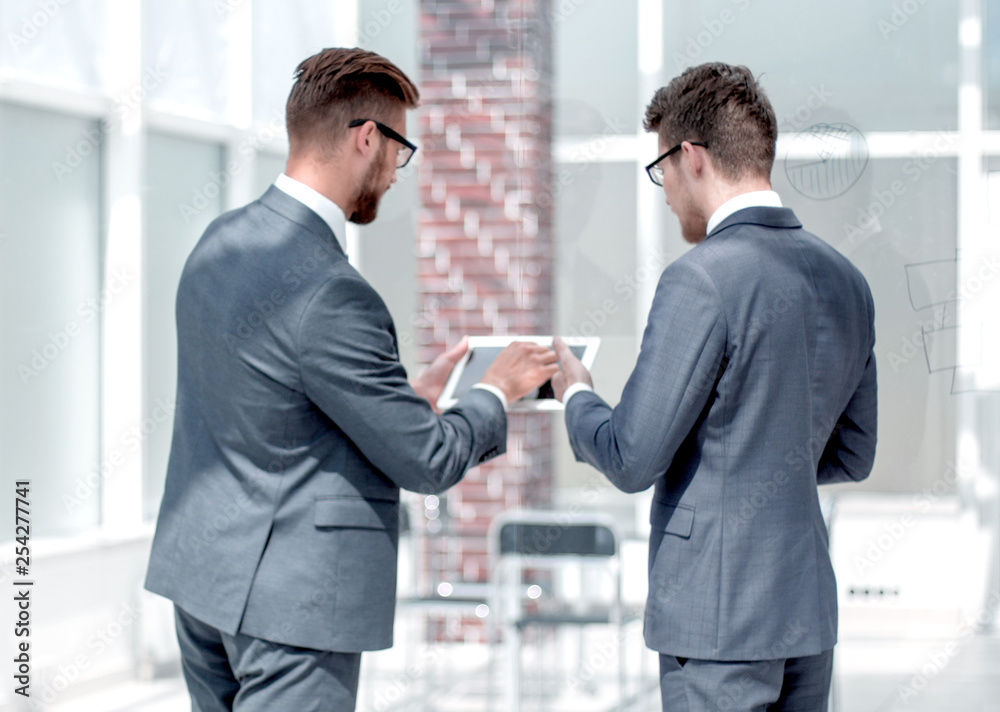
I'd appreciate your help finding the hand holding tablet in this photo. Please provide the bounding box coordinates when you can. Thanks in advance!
[478,341,560,404]
[437,336,600,412]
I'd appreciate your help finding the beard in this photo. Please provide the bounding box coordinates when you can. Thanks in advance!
[679,211,708,244]
[669,172,708,244]
[349,146,389,225]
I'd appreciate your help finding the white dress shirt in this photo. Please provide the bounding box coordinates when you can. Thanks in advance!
[273,173,348,253]
[562,381,594,405]
[706,189,782,236]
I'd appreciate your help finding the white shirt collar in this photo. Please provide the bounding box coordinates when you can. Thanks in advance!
[706,190,783,236]
[273,173,347,253]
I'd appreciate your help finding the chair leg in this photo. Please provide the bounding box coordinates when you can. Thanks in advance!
[618,621,625,711]
[486,614,497,712]
[506,623,520,712]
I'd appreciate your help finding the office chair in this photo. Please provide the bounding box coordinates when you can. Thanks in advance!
[487,509,626,711]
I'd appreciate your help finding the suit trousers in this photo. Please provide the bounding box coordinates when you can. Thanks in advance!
[175,606,362,712]
[658,648,834,712]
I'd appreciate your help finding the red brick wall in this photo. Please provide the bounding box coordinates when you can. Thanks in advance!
[417,0,553,641]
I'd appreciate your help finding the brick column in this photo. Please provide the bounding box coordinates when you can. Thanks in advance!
[417,0,553,642]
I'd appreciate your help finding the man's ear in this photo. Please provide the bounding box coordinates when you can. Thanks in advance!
[353,120,378,159]
[683,141,706,177]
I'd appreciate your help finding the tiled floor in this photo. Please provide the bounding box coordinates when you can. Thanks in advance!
[35,633,1000,711]
[834,634,1000,712]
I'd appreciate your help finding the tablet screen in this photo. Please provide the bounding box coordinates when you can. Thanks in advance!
[452,344,587,401]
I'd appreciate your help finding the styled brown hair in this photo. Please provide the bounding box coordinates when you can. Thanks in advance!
[285,48,419,156]
[644,62,777,181]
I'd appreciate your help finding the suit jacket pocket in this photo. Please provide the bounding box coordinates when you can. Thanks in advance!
[314,496,398,531]
[651,502,695,539]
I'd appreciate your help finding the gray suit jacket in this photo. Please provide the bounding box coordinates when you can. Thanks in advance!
[145,186,506,652]
[566,207,877,661]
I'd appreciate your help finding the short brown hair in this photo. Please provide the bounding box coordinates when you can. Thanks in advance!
[644,63,777,181]
[286,48,419,156]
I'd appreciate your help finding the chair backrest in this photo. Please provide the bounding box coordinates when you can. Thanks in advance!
[498,521,616,558]
[489,510,620,562]
[488,510,624,625]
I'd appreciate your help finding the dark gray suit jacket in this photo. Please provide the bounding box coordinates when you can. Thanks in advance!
[145,186,506,652]
[566,207,877,661]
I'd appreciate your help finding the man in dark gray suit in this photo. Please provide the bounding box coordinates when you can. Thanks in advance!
[552,63,877,711]
[144,48,558,711]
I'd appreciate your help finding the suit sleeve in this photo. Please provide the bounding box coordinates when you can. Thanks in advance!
[565,261,727,493]
[817,277,877,485]
[298,274,506,494]
[817,350,877,485]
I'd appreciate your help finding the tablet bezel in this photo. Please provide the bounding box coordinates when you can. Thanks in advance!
[435,335,600,412]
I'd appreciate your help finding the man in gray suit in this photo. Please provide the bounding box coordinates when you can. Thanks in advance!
[144,48,558,711]
[552,63,877,711]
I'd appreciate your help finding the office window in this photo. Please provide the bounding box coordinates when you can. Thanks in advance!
[253,151,287,198]
[554,0,639,138]
[0,102,102,536]
[252,0,337,125]
[556,161,638,341]
[142,131,225,520]
[0,0,109,90]
[662,1,959,132]
[988,0,1000,130]
[142,0,229,118]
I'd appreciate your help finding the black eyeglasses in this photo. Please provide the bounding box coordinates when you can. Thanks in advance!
[348,119,418,168]
[645,141,708,186]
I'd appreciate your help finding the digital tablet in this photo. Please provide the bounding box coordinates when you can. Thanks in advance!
[436,336,600,412]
